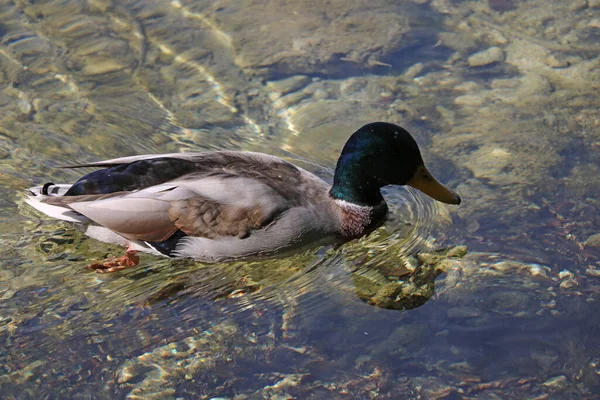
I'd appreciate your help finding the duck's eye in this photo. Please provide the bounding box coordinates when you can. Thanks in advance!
[422,173,431,180]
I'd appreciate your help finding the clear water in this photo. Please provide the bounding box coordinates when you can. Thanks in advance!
[1,0,599,398]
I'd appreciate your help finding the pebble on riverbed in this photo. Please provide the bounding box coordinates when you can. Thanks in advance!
[467,46,505,67]
[542,375,568,390]
[488,0,516,12]
[584,233,600,248]
[267,75,310,101]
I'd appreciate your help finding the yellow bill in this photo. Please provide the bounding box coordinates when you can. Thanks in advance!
[407,165,461,205]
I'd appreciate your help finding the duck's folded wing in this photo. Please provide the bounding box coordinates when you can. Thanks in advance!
[67,195,178,241]
[43,175,291,242]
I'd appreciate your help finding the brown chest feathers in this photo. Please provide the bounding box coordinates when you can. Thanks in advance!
[335,199,388,239]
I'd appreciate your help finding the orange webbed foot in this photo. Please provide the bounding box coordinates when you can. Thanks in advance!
[85,250,140,274]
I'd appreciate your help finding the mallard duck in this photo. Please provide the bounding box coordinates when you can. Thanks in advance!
[26,122,460,273]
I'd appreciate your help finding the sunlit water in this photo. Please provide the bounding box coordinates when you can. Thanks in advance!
[1,0,599,398]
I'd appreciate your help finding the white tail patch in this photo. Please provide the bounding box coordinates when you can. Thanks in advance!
[26,184,89,223]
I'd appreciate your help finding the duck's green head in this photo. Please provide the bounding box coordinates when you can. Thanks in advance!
[330,122,461,207]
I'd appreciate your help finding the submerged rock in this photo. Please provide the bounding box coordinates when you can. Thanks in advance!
[542,375,568,390]
[584,233,600,248]
[181,0,442,77]
[267,75,310,101]
[488,0,516,12]
[467,46,505,67]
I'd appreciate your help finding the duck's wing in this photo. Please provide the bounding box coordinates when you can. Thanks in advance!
[40,152,324,243]
[42,175,293,242]
[59,151,310,197]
